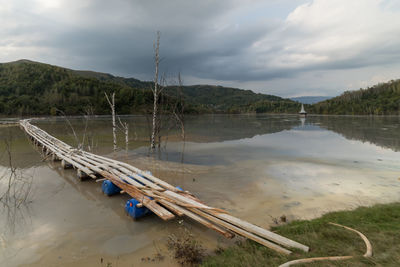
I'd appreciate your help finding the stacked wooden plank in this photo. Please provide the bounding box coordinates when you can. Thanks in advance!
[19,119,309,255]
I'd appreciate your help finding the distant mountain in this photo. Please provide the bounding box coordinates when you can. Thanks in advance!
[291,96,332,104]
[0,60,298,115]
[309,79,400,115]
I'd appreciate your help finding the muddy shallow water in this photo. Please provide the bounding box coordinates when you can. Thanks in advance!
[1,114,400,266]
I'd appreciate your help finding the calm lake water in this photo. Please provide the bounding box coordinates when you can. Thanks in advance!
[1,114,400,266]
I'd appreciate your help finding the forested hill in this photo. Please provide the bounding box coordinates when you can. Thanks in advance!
[0,60,154,115]
[74,68,293,112]
[0,60,299,115]
[309,79,400,115]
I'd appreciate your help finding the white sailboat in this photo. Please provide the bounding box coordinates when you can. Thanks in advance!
[299,104,307,117]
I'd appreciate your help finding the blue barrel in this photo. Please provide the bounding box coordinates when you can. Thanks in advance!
[125,198,150,219]
[102,180,122,196]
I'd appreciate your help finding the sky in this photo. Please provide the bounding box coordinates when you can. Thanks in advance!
[1,0,400,98]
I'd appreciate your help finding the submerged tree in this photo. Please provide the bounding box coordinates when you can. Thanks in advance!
[105,92,117,151]
[118,116,129,152]
[105,92,130,151]
[150,31,165,150]
[173,73,186,142]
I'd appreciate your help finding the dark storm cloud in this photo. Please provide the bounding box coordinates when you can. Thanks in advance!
[1,0,400,96]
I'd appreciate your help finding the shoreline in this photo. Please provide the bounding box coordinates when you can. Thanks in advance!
[201,202,400,266]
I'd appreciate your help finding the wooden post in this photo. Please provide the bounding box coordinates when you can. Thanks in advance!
[77,169,89,181]
[52,153,60,161]
[61,159,72,169]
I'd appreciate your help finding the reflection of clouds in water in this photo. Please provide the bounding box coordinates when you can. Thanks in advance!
[267,162,335,182]
[0,201,36,266]
[246,128,400,167]
[1,115,400,265]
[264,160,400,205]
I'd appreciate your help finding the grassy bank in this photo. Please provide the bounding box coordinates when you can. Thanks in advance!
[202,203,400,266]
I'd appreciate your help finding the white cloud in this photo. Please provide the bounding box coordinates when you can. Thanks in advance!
[1,0,400,97]
[255,0,400,71]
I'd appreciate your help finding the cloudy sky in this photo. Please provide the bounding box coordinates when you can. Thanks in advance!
[1,0,400,97]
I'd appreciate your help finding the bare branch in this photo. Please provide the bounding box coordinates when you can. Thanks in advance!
[56,108,80,148]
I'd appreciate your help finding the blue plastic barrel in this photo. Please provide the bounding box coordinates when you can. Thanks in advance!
[125,198,150,219]
[102,180,122,196]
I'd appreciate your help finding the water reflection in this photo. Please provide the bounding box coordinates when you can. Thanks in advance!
[310,115,400,152]
[2,115,400,169]
[1,115,400,266]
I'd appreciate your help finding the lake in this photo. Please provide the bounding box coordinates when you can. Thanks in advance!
[1,114,400,266]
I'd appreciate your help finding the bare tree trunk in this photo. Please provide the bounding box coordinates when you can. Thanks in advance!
[105,92,117,151]
[151,91,158,149]
[174,72,185,141]
[151,31,161,150]
[125,123,129,151]
[118,116,129,152]
[82,106,95,151]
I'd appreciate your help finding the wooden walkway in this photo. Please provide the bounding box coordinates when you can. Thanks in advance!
[20,119,309,255]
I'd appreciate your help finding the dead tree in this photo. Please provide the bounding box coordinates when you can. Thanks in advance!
[105,92,117,151]
[82,106,96,152]
[150,31,164,150]
[174,73,185,142]
[172,73,186,163]
[118,116,129,151]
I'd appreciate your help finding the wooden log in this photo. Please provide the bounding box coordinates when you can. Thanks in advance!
[81,152,179,192]
[169,205,234,239]
[30,140,96,179]
[26,129,97,178]
[191,209,291,255]
[148,185,308,251]
[100,171,175,221]
[211,213,309,252]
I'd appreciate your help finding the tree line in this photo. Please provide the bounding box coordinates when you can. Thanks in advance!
[0,60,298,116]
[1,60,399,116]
[308,79,400,115]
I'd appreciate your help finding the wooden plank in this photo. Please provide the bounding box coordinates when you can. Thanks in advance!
[25,128,97,178]
[164,203,234,239]
[100,171,175,221]
[191,209,292,255]
[210,213,309,252]
[80,151,179,192]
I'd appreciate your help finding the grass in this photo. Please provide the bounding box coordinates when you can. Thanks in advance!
[202,203,400,267]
